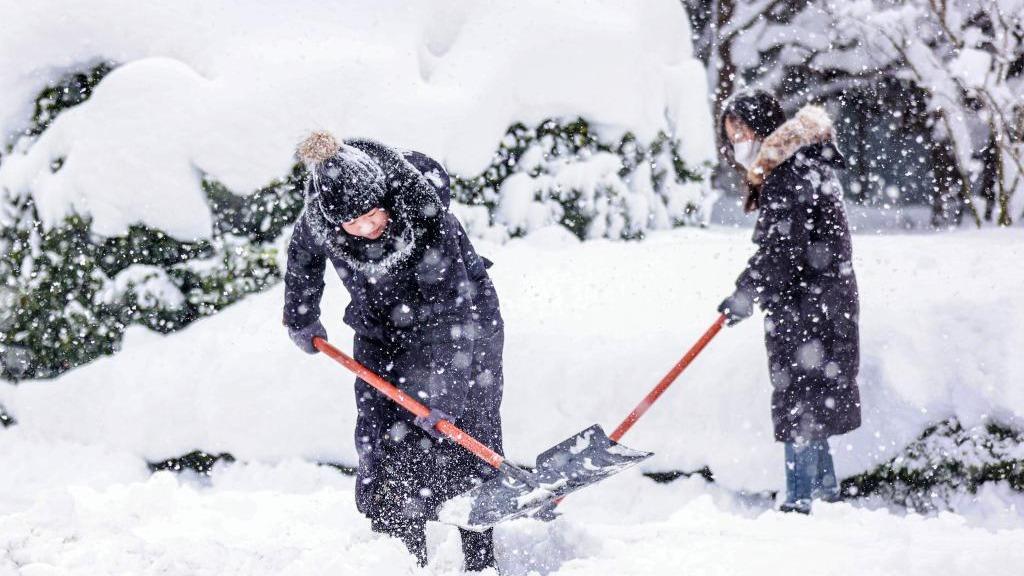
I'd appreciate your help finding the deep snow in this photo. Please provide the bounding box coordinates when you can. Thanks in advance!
[2,226,1022,494]
[3,1,1020,572]
[3,426,1023,576]
[2,226,1024,574]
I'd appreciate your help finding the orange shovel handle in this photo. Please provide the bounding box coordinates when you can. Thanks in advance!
[313,337,506,470]
[609,314,727,441]
[550,313,727,509]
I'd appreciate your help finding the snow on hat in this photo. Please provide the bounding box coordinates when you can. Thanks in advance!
[297,131,386,224]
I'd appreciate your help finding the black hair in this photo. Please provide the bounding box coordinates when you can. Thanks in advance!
[719,89,787,145]
[718,89,787,211]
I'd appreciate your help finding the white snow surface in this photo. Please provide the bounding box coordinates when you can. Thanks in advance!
[2,226,1024,574]
[2,426,1023,575]
[0,0,714,239]
[2,227,1022,493]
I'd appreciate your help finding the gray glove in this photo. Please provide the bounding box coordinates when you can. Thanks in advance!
[414,408,452,441]
[718,288,755,326]
[289,320,328,354]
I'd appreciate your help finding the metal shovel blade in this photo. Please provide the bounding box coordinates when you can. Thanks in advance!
[437,424,652,531]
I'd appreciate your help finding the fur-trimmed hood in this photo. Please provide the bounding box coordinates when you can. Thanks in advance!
[747,105,837,187]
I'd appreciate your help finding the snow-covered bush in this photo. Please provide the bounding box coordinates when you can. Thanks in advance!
[203,165,306,244]
[843,418,1024,511]
[452,118,710,241]
[1,1,716,239]
[829,0,1024,226]
[0,65,710,382]
[0,1,717,377]
[21,62,113,141]
[149,450,236,476]
[0,69,303,381]
[0,190,285,381]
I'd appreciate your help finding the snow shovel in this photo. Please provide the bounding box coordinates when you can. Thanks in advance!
[312,337,652,532]
[536,314,727,516]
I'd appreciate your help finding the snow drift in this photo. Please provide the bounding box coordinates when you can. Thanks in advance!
[3,433,1023,575]
[2,227,1021,494]
[0,0,714,239]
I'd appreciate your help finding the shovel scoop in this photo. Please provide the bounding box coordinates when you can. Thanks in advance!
[312,337,652,532]
[438,423,651,531]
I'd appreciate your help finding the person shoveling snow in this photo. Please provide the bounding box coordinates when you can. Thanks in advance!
[716,90,862,514]
[283,132,649,570]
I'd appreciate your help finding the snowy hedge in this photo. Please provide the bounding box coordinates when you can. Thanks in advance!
[0,66,303,380]
[0,1,714,379]
[844,418,1024,512]
[452,118,709,242]
[0,67,709,381]
[0,182,292,382]
[0,0,714,242]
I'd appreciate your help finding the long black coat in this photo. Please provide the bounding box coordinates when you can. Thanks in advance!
[736,139,862,443]
[283,143,504,520]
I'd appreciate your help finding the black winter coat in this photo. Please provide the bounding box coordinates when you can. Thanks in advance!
[283,142,504,519]
[735,107,861,443]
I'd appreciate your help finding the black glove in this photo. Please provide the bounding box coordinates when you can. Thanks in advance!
[414,408,452,441]
[718,288,755,326]
[289,320,328,354]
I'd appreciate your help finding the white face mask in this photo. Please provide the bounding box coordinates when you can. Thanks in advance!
[732,140,760,168]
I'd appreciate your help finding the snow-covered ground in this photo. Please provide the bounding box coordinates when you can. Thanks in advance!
[3,2,1021,573]
[4,226,1023,490]
[3,226,1023,574]
[3,426,1024,576]
[712,195,939,233]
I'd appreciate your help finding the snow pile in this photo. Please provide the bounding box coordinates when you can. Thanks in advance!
[0,0,714,240]
[0,429,420,575]
[2,427,1023,575]
[2,227,1021,494]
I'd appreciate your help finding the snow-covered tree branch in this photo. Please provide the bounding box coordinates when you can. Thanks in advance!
[828,0,1024,225]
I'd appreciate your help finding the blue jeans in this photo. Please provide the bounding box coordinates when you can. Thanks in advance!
[784,439,839,506]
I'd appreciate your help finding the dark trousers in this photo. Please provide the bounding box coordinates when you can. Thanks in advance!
[371,514,495,571]
[353,328,505,571]
[784,438,839,505]
[365,415,498,571]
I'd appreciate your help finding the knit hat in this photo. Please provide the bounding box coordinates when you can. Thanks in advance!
[297,131,385,224]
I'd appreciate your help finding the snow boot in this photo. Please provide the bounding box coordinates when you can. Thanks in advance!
[779,499,811,515]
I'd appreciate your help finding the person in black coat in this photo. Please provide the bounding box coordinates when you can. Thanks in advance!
[716,90,861,514]
[283,132,504,570]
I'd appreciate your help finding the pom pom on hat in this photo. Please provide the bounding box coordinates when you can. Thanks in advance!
[299,133,387,224]
[297,131,341,167]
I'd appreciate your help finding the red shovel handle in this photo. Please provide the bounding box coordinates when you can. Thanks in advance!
[550,313,728,510]
[313,336,507,470]
[609,314,726,441]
